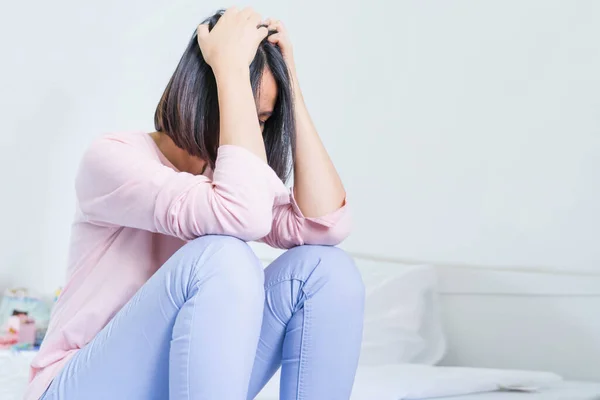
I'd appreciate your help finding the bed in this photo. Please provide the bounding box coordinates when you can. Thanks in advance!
[3,257,598,399]
[428,382,600,400]
[254,364,600,400]
[2,351,599,399]
[255,379,600,400]
[255,380,600,399]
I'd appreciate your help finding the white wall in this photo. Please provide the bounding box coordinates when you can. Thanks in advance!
[1,0,599,378]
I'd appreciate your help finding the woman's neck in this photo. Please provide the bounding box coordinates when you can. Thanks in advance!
[150,131,207,175]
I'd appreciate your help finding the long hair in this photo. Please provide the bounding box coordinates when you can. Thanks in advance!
[154,10,295,182]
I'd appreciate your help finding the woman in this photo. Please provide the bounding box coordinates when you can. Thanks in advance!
[27,8,364,400]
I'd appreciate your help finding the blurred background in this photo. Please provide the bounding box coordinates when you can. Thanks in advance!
[0,0,599,387]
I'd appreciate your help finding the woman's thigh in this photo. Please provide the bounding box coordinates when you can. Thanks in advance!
[41,235,265,400]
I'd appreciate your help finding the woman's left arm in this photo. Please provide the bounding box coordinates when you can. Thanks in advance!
[260,20,351,249]
[290,71,348,216]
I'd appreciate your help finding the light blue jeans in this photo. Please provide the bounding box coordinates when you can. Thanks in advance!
[41,236,365,400]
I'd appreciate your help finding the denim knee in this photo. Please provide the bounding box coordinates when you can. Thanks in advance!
[172,235,265,302]
[282,245,364,302]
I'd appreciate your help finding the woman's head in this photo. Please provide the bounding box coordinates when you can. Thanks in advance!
[154,10,295,182]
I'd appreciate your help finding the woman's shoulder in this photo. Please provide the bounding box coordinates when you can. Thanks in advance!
[76,131,163,180]
[88,131,153,152]
[81,131,160,165]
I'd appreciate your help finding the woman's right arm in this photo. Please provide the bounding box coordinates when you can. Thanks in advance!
[76,8,283,242]
[198,7,268,161]
[76,135,283,242]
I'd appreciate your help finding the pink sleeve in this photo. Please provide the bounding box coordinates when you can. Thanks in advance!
[260,192,352,249]
[76,136,284,242]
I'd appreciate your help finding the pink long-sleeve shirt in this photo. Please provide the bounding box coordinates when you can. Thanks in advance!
[26,131,350,400]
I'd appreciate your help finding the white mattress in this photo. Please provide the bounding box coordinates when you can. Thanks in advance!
[2,351,598,400]
[430,381,600,399]
[255,381,600,400]
[256,365,600,400]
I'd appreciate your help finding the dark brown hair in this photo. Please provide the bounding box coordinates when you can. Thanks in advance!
[154,10,295,181]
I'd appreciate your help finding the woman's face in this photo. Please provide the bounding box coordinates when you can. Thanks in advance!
[258,67,277,132]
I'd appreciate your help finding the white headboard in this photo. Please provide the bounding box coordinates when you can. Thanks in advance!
[435,264,600,381]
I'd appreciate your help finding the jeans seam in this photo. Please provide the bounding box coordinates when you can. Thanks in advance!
[184,287,199,400]
[41,382,56,399]
[264,274,306,292]
[297,292,310,400]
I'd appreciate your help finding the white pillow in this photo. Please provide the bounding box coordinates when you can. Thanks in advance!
[355,259,445,365]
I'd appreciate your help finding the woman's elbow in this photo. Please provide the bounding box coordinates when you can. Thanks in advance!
[164,198,272,242]
[227,205,273,242]
[204,189,274,241]
[235,218,272,242]
[323,225,352,246]
[306,216,352,246]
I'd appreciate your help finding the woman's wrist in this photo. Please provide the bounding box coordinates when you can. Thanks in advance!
[291,75,305,110]
[212,64,250,86]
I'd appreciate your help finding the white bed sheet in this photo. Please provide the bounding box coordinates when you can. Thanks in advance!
[255,381,600,400]
[0,350,36,400]
[423,381,600,400]
[256,366,600,400]
[2,351,599,400]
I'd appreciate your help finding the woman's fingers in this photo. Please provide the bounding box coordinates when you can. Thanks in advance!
[197,24,209,40]
[256,25,269,42]
[238,6,254,19]
[199,8,282,69]
[237,7,263,32]
[239,7,261,24]
[266,19,283,32]
[222,6,239,19]
[267,32,281,43]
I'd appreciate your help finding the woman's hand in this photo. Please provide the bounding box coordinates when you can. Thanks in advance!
[265,19,296,75]
[197,7,268,76]
[198,8,269,164]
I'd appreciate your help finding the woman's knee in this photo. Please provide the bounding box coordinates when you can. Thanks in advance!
[284,246,365,302]
[171,235,264,300]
